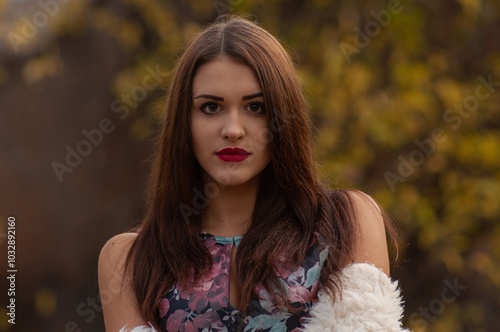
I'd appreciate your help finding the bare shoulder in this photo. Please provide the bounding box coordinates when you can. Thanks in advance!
[345,190,390,275]
[98,232,138,282]
[99,232,137,268]
[98,232,148,330]
[98,232,138,294]
[346,190,383,221]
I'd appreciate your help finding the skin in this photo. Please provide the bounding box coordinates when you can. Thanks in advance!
[191,56,271,237]
[191,56,273,307]
[98,57,390,330]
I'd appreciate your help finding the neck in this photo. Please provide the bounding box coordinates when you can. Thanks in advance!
[201,179,259,237]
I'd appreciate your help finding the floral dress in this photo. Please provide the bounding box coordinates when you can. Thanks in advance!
[158,232,329,332]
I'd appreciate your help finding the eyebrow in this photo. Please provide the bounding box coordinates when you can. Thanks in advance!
[193,92,263,101]
[193,94,224,101]
[242,92,264,100]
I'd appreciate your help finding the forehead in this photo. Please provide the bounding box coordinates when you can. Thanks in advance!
[192,57,261,95]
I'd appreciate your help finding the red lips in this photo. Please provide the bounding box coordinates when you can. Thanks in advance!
[215,148,250,162]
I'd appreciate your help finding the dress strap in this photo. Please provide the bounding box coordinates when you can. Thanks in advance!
[213,234,243,247]
[201,231,243,247]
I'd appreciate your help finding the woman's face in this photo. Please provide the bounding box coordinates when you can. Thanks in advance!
[191,56,271,187]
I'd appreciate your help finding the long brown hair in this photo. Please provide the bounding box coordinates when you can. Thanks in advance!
[126,15,399,326]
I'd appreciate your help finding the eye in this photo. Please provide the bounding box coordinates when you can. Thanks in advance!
[246,102,266,114]
[200,102,221,114]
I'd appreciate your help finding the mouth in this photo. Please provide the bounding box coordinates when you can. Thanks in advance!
[215,148,250,162]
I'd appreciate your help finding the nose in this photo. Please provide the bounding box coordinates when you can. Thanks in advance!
[221,110,245,142]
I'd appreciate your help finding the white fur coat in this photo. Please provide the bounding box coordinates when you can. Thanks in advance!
[119,263,409,332]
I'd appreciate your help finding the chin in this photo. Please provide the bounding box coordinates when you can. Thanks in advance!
[207,170,260,188]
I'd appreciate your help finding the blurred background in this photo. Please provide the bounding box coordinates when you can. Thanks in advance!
[1,0,499,331]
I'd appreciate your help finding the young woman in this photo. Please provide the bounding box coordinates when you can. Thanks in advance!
[99,15,407,332]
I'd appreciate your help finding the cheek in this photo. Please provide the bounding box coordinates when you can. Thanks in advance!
[191,118,204,155]
[251,121,273,152]
[256,127,273,147]
[191,117,216,158]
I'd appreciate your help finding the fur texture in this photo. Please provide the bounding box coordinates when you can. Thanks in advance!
[301,263,409,332]
[119,263,409,332]
[118,323,158,332]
